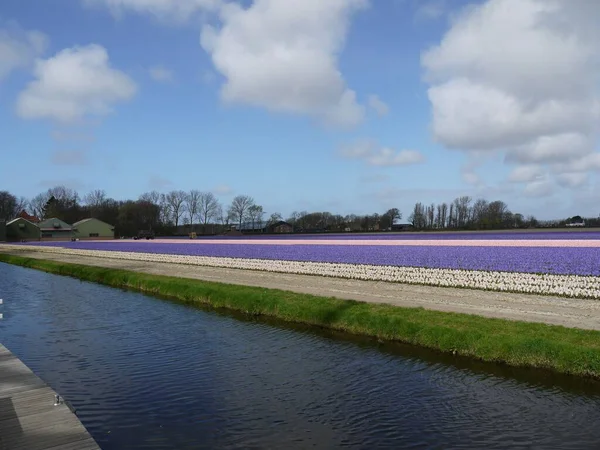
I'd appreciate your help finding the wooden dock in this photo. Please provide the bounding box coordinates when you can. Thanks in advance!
[0,344,100,450]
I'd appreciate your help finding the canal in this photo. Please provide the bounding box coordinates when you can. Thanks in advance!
[1,262,600,449]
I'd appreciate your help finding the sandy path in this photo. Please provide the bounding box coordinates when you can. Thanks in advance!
[4,248,600,331]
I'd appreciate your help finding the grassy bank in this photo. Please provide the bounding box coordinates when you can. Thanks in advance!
[2,253,600,379]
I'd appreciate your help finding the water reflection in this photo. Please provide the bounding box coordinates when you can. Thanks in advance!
[1,262,600,449]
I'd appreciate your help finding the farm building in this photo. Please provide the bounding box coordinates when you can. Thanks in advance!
[391,223,414,231]
[73,218,115,240]
[269,221,293,233]
[38,218,73,240]
[16,210,40,223]
[238,221,268,233]
[0,221,5,241]
[6,218,40,241]
[238,221,294,234]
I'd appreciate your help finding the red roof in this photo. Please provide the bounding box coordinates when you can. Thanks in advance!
[17,210,40,223]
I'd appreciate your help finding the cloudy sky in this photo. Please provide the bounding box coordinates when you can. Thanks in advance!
[1,0,599,220]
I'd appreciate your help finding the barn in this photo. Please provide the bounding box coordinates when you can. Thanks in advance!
[6,218,40,242]
[38,218,74,240]
[73,218,115,240]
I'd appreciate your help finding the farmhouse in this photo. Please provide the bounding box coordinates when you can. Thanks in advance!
[16,210,40,223]
[6,218,40,241]
[391,223,414,231]
[0,221,5,241]
[269,221,293,234]
[38,218,73,240]
[73,218,115,240]
[239,221,294,234]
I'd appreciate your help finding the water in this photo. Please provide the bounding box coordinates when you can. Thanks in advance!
[2,263,600,449]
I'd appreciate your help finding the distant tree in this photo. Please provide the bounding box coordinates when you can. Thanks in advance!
[29,193,49,219]
[471,198,488,229]
[37,186,80,221]
[526,215,538,228]
[139,190,161,205]
[0,191,17,222]
[287,211,299,228]
[247,205,262,231]
[487,200,509,228]
[198,192,220,234]
[254,205,265,227]
[166,190,187,227]
[229,195,255,227]
[513,213,525,228]
[158,193,172,226]
[267,212,283,228]
[570,215,584,223]
[409,202,426,229]
[184,190,201,228]
[83,189,107,218]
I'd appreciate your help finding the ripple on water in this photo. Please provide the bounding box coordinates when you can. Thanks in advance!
[2,262,600,449]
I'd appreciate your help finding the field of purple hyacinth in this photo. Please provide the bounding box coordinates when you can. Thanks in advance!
[19,239,600,276]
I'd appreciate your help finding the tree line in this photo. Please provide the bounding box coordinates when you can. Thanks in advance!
[0,187,596,237]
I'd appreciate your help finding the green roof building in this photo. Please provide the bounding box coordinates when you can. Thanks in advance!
[73,218,115,240]
[38,218,73,240]
[6,218,40,242]
[0,221,6,242]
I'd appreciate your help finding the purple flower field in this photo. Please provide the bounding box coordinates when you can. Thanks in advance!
[22,240,600,276]
[160,231,600,240]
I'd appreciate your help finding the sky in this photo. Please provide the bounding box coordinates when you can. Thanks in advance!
[0,0,599,221]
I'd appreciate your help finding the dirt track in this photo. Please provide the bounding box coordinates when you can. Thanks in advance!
[3,249,600,331]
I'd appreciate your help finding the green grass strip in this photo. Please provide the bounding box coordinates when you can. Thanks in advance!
[2,253,600,379]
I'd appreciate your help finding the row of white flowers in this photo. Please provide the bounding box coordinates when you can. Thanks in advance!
[3,244,600,299]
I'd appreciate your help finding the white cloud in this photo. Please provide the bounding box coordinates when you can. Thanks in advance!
[16,44,137,123]
[149,65,174,82]
[422,0,600,188]
[339,140,425,167]
[50,150,88,165]
[554,153,600,173]
[0,21,48,81]
[148,174,172,189]
[367,94,389,117]
[508,165,544,183]
[556,172,588,188]
[213,184,233,195]
[200,0,366,128]
[523,178,554,198]
[415,0,445,21]
[83,0,222,21]
[461,170,481,186]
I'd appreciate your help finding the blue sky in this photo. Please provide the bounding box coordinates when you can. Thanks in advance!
[1,0,599,220]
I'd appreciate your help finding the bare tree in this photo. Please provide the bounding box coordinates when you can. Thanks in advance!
[267,212,283,227]
[246,205,264,232]
[427,203,435,228]
[84,189,107,218]
[185,190,201,228]
[287,211,299,228]
[409,202,426,229]
[0,191,18,222]
[229,195,255,227]
[166,190,187,227]
[29,192,50,219]
[198,192,220,234]
[440,202,448,228]
[47,186,79,207]
[255,205,265,227]
[471,198,489,229]
[139,190,161,205]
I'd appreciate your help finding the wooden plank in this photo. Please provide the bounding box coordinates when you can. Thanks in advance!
[0,344,100,450]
